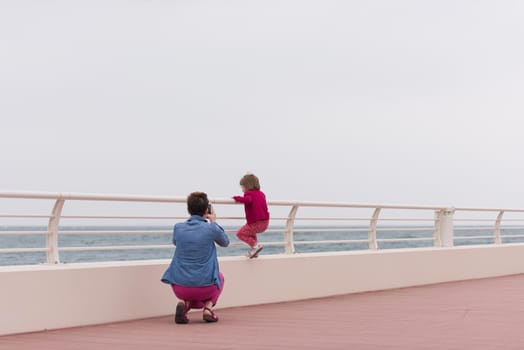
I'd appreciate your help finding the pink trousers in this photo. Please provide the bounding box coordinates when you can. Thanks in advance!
[171,273,225,310]
[236,219,270,247]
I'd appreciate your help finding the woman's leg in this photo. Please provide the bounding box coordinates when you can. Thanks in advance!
[171,286,191,324]
[209,272,225,306]
[203,273,224,322]
[173,273,225,309]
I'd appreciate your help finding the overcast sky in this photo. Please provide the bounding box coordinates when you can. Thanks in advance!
[1,0,524,208]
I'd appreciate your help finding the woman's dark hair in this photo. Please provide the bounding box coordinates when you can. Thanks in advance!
[187,192,209,216]
[240,173,261,191]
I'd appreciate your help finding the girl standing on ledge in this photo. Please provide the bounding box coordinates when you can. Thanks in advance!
[233,173,270,258]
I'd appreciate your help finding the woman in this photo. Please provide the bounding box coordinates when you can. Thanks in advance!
[161,192,229,324]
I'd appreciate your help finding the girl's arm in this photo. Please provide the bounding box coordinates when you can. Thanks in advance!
[233,193,253,204]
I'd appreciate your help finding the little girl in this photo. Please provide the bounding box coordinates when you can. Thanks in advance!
[233,173,270,258]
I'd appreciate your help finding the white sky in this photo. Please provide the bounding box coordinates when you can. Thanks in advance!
[1,0,524,208]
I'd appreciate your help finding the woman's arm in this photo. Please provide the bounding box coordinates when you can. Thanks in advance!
[212,223,230,247]
[206,206,229,247]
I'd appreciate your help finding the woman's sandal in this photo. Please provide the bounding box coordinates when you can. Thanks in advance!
[175,302,190,324]
[203,307,219,323]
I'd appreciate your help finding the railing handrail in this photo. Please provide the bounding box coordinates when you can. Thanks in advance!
[0,191,189,203]
[5,190,524,213]
[0,190,449,209]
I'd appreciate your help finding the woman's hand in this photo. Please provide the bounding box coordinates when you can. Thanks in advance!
[206,205,217,222]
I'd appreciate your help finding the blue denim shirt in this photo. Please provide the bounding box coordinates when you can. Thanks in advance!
[161,215,229,289]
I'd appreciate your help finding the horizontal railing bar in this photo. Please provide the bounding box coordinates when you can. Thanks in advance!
[60,215,188,220]
[376,227,433,232]
[455,220,524,223]
[62,216,438,222]
[226,242,244,247]
[0,191,449,209]
[7,226,518,233]
[0,228,441,236]
[2,226,517,235]
[455,208,524,213]
[59,245,173,251]
[292,228,369,233]
[454,236,494,240]
[373,218,434,222]
[501,235,524,239]
[59,230,172,235]
[49,228,287,235]
[293,217,435,222]
[7,216,436,223]
[0,191,189,203]
[0,214,51,219]
[0,248,48,253]
[452,226,524,230]
[215,217,248,220]
[0,231,48,235]
[454,219,499,222]
[293,217,371,221]
[453,227,494,231]
[294,239,370,245]
[270,201,447,210]
[262,218,435,222]
[376,237,434,242]
[5,190,524,212]
[294,227,435,231]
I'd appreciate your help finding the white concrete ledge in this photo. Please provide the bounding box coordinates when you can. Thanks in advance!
[3,244,524,335]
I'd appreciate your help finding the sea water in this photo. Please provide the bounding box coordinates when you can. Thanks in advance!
[1,226,522,266]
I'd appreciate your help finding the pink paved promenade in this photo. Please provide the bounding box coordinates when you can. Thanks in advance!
[2,274,524,349]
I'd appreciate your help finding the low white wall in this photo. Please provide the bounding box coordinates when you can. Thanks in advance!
[2,244,524,336]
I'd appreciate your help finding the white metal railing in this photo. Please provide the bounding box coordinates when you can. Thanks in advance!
[2,191,524,265]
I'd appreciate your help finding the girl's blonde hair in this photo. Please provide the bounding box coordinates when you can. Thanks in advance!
[239,173,261,190]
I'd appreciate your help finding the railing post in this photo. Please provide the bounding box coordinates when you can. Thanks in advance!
[433,210,442,247]
[439,207,455,247]
[368,208,381,250]
[494,210,504,244]
[46,199,65,264]
[284,205,299,254]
